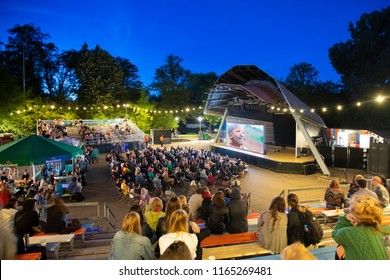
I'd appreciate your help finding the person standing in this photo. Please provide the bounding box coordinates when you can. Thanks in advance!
[159,135,164,147]
[145,135,149,147]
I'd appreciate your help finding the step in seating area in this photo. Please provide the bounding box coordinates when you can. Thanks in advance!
[15,252,42,260]
[246,246,337,260]
[198,211,272,260]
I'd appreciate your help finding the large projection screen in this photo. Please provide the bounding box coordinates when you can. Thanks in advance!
[226,122,265,154]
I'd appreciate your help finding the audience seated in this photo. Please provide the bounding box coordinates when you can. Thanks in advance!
[333,195,390,260]
[159,209,198,259]
[206,191,229,234]
[281,242,316,260]
[324,178,345,209]
[257,196,287,254]
[159,240,193,260]
[144,197,165,232]
[227,187,248,233]
[109,212,155,260]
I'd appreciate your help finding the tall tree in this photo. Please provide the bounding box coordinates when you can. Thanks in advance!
[150,55,191,108]
[115,57,143,103]
[187,72,218,106]
[66,44,124,106]
[3,23,57,98]
[329,7,390,100]
[284,62,319,104]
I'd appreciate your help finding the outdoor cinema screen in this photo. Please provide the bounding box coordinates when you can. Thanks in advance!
[226,123,265,154]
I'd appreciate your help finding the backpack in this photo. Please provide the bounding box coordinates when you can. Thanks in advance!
[297,210,323,247]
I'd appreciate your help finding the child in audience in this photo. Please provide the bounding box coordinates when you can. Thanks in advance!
[281,242,316,260]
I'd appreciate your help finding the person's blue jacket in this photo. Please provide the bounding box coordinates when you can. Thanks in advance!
[109,231,156,260]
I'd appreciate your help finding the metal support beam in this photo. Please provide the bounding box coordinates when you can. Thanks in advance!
[291,112,331,176]
[214,107,228,143]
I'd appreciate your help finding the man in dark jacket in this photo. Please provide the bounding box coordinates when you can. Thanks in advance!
[227,187,248,233]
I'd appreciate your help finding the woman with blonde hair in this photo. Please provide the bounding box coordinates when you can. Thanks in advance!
[144,197,165,231]
[159,209,198,259]
[333,195,390,259]
[257,196,287,254]
[178,195,194,222]
[109,212,155,260]
[281,242,316,260]
[156,196,182,238]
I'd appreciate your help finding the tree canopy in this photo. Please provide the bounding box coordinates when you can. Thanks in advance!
[1,6,390,138]
[329,6,390,100]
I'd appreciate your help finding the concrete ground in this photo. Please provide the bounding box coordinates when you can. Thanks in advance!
[69,139,366,231]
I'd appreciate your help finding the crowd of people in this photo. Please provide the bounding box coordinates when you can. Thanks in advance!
[106,139,390,260]
[37,119,67,140]
[0,144,102,259]
[2,139,390,260]
[106,145,250,260]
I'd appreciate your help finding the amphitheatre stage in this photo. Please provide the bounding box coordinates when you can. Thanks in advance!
[211,143,316,175]
[204,65,330,176]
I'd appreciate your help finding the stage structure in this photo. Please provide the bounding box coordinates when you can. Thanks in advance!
[204,65,330,176]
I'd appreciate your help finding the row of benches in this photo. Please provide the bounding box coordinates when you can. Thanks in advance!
[16,227,88,260]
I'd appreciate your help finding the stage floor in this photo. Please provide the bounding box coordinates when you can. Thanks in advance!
[211,143,316,175]
[211,143,315,163]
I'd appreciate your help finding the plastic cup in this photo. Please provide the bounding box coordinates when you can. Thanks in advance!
[208,256,216,260]
[40,239,47,247]
[335,206,340,214]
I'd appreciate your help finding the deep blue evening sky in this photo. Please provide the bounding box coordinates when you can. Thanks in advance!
[1,0,389,86]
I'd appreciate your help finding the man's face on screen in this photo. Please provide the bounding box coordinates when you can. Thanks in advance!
[230,127,245,146]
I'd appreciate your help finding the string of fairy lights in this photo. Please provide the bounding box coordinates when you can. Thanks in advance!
[268,95,387,114]
[8,95,387,116]
[9,103,204,116]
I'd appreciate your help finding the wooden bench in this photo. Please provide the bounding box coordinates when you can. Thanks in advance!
[202,242,271,260]
[201,231,258,248]
[61,193,75,202]
[72,227,86,242]
[30,233,75,251]
[34,227,86,242]
[247,213,260,219]
[306,207,332,215]
[15,252,42,260]
[247,246,337,260]
[381,216,390,225]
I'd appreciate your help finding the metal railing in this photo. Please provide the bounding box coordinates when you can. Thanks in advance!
[103,203,117,231]
[286,185,350,205]
[35,201,100,226]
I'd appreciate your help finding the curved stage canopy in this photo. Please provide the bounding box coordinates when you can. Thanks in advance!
[204,65,330,176]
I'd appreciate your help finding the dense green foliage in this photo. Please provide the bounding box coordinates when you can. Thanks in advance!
[0,7,389,138]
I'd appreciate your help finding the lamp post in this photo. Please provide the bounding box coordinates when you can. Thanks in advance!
[174,117,179,137]
[198,116,203,134]
[124,104,128,119]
